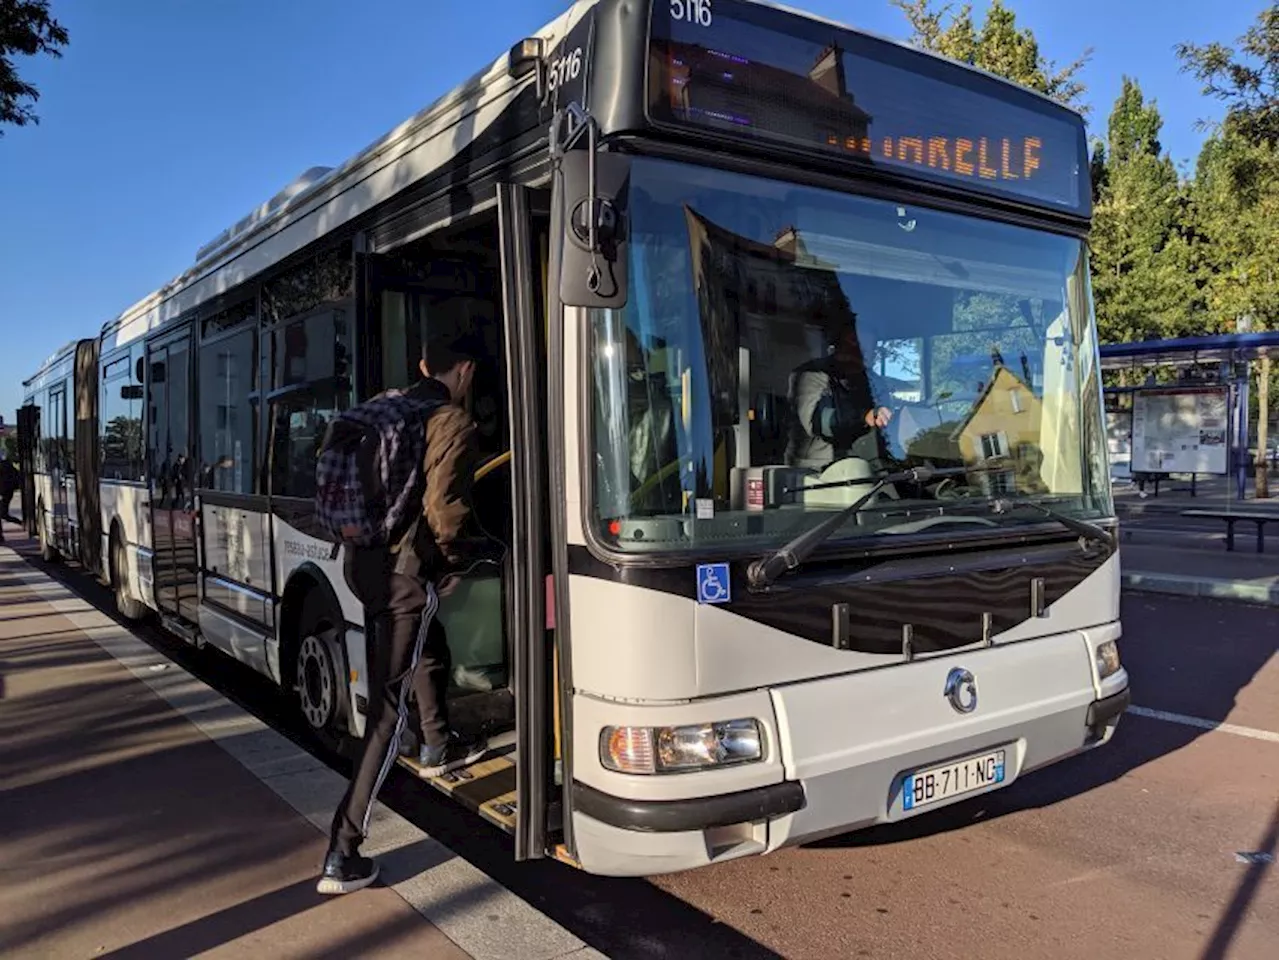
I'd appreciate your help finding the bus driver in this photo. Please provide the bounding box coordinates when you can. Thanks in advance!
[785,319,893,472]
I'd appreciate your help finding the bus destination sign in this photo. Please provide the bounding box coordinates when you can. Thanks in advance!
[648,0,1089,213]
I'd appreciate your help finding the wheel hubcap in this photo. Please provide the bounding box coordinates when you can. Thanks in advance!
[298,634,334,731]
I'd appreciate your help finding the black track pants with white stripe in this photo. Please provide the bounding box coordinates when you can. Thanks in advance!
[330,551,452,857]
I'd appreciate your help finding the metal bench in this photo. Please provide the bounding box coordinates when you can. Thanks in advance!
[1180,509,1279,553]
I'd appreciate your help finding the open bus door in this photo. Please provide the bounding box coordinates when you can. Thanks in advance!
[368,189,557,858]
[497,183,556,861]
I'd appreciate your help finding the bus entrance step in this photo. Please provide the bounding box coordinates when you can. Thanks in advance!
[159,614,199,645]
[397,731,518,833]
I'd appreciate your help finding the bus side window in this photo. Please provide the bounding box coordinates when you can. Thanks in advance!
[197,326,257,494]
[266,311,351,499]
[262,245,354,500]
[101,353,145,483]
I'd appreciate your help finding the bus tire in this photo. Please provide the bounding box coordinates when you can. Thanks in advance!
[110,527,148,621]
[37,502,59,563]
[293,592,349,747]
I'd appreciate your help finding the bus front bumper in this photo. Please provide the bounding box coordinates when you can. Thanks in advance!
[569,628,1128,877]
[569,682,1130,877]
[570,779,805,877]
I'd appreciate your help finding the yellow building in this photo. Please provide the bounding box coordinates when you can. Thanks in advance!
[950,364,1048,494]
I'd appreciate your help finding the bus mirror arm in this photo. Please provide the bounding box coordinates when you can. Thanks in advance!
[552,108,629,310]
[585,116,598,270]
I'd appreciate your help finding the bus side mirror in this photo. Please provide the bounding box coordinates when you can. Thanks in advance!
[557,149,630,309]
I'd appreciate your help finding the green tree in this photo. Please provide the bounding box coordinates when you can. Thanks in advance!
[1187,134,1277,329]
[0,0,68,135]
[1088,78,1201,345]
[1177,6,1278,147]
[891,0,1090,110]
[1179,7,1278,495]
[1179,7,1278,332]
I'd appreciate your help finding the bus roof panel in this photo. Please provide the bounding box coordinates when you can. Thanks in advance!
[22,339,83,390]
[100,0,596,349]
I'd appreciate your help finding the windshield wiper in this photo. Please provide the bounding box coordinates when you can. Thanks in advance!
[748,464,975,589]
[990,498,1114,549]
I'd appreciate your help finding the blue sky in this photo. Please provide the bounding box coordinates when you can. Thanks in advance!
[0,0,1262,423]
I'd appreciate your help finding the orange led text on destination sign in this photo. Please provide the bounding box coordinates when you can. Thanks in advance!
[825,134,1043,181]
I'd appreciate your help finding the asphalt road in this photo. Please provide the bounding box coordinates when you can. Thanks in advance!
[9,538,1277,960]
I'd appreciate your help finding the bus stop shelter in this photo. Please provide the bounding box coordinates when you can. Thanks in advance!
[1100,331,1279,500]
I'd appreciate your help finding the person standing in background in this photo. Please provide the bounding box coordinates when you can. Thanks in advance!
[0,449,20,542]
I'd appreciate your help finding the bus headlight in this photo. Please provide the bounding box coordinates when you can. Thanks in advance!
[1095,640,1121,679]
[600,719,764,774]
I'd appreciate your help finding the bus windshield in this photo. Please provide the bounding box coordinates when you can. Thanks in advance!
[589,158,1111,554]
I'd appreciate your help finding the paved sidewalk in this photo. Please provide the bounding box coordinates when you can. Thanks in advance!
[0,544,601,960]
[1109,478,1279,605]
[1120,543,1278,606]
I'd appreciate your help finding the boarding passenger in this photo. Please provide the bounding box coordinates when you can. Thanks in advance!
[318,335,492,895]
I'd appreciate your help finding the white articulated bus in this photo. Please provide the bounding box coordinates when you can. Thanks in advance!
[19,0,1129,877]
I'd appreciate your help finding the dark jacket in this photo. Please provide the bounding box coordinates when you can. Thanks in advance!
[785,356,882,470]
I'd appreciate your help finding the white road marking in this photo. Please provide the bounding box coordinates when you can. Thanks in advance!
[1127,705,1280,743]
[1235,852,1275,864]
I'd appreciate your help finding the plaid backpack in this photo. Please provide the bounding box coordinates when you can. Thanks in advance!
[313,390,444,548]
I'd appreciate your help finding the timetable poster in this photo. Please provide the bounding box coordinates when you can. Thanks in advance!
[1131,387,1229,475]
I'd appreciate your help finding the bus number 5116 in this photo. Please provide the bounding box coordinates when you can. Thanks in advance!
[671,0,712,27]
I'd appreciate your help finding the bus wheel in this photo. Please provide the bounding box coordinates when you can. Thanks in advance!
[295,598,347,744]
[111,530,148,621]
[37,504,59,563]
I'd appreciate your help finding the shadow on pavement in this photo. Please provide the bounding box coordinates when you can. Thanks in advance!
[1200,809,1278,960]
[379,767,785,960]
[93,878,341,960]
[95,839,471,960]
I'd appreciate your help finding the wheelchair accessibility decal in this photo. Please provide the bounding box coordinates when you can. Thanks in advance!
[696,563,732,605]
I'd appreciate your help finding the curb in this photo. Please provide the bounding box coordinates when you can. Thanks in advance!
[1122,571,1279,607]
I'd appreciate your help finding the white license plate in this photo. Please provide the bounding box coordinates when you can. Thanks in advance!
[902,749,1006,811]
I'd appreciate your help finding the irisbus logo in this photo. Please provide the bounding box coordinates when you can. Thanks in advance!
[944,667,978,714]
